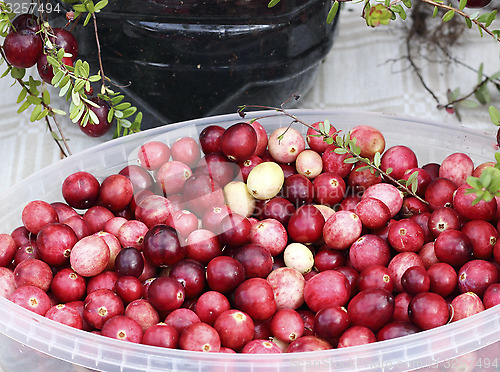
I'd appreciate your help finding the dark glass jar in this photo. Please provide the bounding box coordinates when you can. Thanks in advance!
[54,0,339,128]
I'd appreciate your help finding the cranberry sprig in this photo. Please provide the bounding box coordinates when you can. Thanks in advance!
[238,102,426,204]
[0,0,142,157]
[239,100,500,205]
[269,0,500,128]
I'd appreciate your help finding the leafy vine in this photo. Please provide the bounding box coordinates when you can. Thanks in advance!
[0,0,142,157]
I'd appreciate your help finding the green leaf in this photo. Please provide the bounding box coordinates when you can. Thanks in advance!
[268,0,281,8]
[402,0,412,8]
[327,1,339,24]
[10,67,25,79]
[72,4,86,12]
[122,106,137,118]
[343,156,358,164]
[115,102,131,110]
[110,95,125,105]
[42,89,50,105]
[88,109,99,124]
[459,99,479,109]
[459,0,467,10]
[26,95,42,105]
[355,165,372,172]
[16,88,27,104]
[119,119,132,128]
[465,17,472,28]
[84,12,92,26]
[17,100,31,113]
[46,55,59,68]
[433,6,439,18]
[485,10,497,27]
[333,148,348,155]
[37,108,49,121]
[373,152,382,167]
[59,79,72,97]
[489,106,500,125]
[386,167,393,175]
[94,0,108,11]
[442,10,455,22]
[107,107,114,123]
[30,104,42,122]
[74,78,87,93]
[57,48,65,61]
[114,110,124,118]
[71,89,81,106]
[89,74,101,82]
[51,70,64,86]
[51,108,67,116]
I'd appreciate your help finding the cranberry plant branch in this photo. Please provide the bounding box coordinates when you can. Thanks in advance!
[238,103,427,204]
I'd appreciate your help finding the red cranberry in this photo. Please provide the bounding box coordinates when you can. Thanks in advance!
[119,164,154,192]
[199,125,225,154]
[428,207,462,237]
[137,141,171,171]
[79,98,113,137]
[83,288,124,329]
[408,292,449,330]
[86,271,119,294]
[169,259,207,298]
[115,247,144,278]
[349,234,391,272]
[424,178,457,210]
[233,278,277,321]
[241,339,281,353]
[3,29,42,68]
[314,305,349,340]
[50,28,79,62]
[179,322,221,352]
[50,268,86,303]
[220,122,257,162]
[483,283,500,309]
[36,223,78,266]
[0,233,17,267]
[45,304,83,329]
[337,326,377,347]
[218,212,252,248]
[458,259,499,297]
[142,323,179,348]
[357,265,393,293]
[387,218,425,253]
[460,220,498,259]
[143,225,184,267]
[261,197,295,227]
[347,288,395,331]
[314,248,345,272]
[171,136,201,168]
[232,243,273,279]
[287,205,325,244]
[13,258,52,292]
[22,200,58,235]
[450,292,485,322]
[195,290,231,325]
[124,299,160,332]
[214,309,255,351]
[147,276,185,313]
[376,321,420,341]
[428,262,458,297]
[303,270,351,312]
[287,335,332,352]
[401,266,430,295]
[100,315,143,343]
[9,285,51,315]
[434,229,473,268]
[164,308,201,334]
[114,276,142,304]
[62,171,100,209]
[282,174,314,206]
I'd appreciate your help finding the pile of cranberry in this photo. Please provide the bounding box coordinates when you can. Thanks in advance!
[2,14,112,137]
[0,119,499,355]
